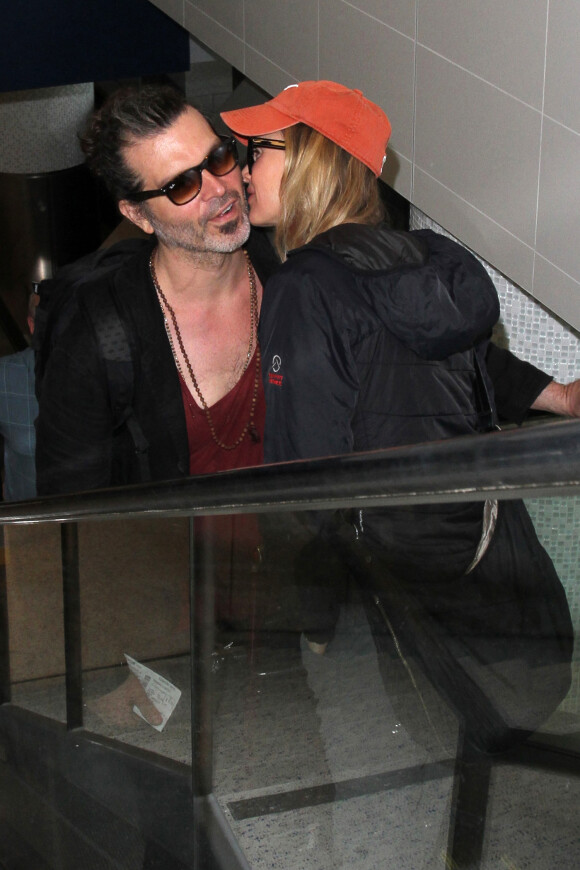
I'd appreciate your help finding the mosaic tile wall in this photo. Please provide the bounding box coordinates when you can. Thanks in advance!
[411,206,580,710]
[410,205,580,378]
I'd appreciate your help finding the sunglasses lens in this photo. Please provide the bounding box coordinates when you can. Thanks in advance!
[167,169,202,205]
[207,139,238,176]
[164,140,238,205]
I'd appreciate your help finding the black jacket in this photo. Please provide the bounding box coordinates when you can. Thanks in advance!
[35,229,279,495]
[259,224,507,575]
[260,225,501,462]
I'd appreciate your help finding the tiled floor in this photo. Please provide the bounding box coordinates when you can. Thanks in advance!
[15,594,577,870]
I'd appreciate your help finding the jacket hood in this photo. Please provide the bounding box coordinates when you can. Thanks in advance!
[288,224,500,359]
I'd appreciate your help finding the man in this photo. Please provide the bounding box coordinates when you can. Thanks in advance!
[36,83,578,495]
[35,84,278,495]
[34,87,292,737]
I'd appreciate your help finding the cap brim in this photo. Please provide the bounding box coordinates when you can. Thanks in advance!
[220,103,298,144]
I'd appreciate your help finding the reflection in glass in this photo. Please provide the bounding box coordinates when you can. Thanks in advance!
[211,498,578,870]
[5,523,66,720]
[79,517,191,759]
[0,492,578,869]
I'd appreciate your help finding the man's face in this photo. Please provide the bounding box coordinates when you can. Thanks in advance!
[120,107,250,255]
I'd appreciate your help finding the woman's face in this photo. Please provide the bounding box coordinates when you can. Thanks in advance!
[242,131,286,227]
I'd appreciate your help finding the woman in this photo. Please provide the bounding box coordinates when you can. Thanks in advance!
[221,82,572,751]
[223,81,500,465]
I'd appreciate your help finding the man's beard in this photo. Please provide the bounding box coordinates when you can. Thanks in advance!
[143,191,250,255]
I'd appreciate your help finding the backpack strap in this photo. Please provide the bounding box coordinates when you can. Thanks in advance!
[33,238,152,399]
[80,285,151,483]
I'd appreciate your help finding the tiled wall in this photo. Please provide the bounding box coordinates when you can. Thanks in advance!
[180,59,234,115]
[147,0,580,334]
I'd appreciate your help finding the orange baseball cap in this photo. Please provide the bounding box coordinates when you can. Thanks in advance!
[221,80,391,177]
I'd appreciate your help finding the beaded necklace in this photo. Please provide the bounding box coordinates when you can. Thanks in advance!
[150,249,261,450]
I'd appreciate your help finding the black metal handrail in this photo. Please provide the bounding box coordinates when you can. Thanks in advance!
[1,417,580,526]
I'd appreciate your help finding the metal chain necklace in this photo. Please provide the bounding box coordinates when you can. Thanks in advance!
[149,248,261,450]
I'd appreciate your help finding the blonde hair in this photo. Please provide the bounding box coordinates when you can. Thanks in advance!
[275,124,385,259]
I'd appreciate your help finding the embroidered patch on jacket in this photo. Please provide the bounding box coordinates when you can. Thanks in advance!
[269,354,283,386]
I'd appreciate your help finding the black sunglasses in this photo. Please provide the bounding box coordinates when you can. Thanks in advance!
[131,136,239,206]
[246,137,286,173]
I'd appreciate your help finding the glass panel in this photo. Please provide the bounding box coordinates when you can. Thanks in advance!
[4,523,66,721]
[79,516,192,762]
[212,497,580,870]
[1,488,578,868]
[525,495,580,737]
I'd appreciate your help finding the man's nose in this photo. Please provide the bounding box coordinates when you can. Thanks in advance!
[200,168,227,199]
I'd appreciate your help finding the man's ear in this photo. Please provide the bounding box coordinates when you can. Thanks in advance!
[118,199,155,235]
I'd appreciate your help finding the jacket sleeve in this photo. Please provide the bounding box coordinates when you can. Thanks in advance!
[35,307,115,495]
[485,343,553,425]
[259,269,359,463]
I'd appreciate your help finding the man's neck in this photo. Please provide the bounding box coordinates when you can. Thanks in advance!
[150,239,261,408]
[153,243,247,305]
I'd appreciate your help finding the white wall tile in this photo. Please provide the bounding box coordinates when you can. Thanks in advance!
[244,48,298,97]
[184,2,245,71]
[413,169,535,292]
[544,0,580,134]
[319,0,415,159]
[537,118,580,285]
[338,0,417,37]
[415,48,541,247]
[187,0,243,33]
[245,0,318,81]
[417,0,547,109]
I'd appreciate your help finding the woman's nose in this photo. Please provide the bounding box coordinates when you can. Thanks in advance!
[242,163,250,183]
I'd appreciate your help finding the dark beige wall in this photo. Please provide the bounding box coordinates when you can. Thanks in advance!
[149,0,580,331]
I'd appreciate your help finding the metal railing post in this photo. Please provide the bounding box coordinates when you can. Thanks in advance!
[61,522,83,729]
[0,527,11,704]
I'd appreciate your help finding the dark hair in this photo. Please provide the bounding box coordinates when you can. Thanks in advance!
[80,84,188,202]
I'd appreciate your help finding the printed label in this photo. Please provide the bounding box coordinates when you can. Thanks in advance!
[124,654,182,732]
